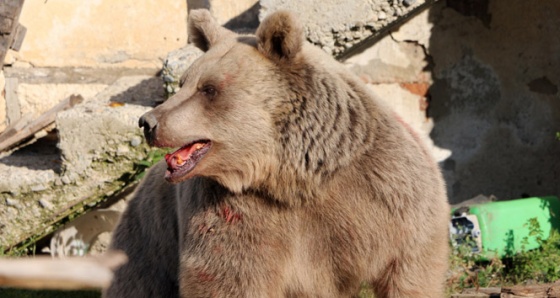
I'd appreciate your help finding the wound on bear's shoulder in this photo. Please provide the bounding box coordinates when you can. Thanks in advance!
[219,205,243,224]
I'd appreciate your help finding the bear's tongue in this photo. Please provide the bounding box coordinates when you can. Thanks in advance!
[165,141,208,172]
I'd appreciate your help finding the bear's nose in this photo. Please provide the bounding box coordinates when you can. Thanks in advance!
[139,112,159,144]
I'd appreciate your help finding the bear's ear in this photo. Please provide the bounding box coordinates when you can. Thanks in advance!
[256,11,303,61]
[188,9,230,51]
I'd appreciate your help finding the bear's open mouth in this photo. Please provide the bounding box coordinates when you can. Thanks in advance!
[164,140,212,182]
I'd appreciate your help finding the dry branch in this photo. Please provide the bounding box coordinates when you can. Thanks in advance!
[0,251,126,290]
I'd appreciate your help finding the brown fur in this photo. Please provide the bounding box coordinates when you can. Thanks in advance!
[105,9,450,298]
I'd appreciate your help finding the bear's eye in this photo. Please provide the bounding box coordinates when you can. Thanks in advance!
[201,85,217,99]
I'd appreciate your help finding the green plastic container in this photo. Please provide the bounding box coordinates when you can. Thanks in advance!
[452,196,560,259]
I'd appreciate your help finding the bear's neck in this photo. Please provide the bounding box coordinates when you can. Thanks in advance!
[266,65,378,205]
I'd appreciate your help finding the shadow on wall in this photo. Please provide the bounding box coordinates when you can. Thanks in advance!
[109,77,166,107]
[426,0,560,204]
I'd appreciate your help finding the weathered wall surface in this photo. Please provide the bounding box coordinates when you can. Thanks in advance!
[13,0,188,68]
[427,1,560,203]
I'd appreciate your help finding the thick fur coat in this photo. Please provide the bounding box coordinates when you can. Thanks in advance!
[105,9,450,298]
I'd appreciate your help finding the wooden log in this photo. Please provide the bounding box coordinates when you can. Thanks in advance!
[452,287,501,297]
[0,94,84,152]
[5,77,20,123]
[0,251,127,290]
[501,282,560,298]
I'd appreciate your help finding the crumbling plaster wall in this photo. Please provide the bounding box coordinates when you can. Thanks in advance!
[349,1,560,204]
[427,1,560,203]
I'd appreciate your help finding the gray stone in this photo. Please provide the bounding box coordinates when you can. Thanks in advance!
[161,45,203,97]
[56,76,160,177]
[5,198,18,207]
[130,136,142,147]
[38,198,54,209]
[378,11,387,20]
[31,184,48,192]
[61,175,72,185]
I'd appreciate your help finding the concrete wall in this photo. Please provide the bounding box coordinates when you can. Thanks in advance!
[11,0,188,68]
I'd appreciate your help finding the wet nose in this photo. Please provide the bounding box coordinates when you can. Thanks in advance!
[138,112,159,144]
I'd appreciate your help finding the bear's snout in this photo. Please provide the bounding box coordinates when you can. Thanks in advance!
[139,112,159,146]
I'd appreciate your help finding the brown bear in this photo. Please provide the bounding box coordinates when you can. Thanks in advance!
[104,9,450,298]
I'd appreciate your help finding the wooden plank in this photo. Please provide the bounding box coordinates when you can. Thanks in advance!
[5,77,20,124]
[452,294,492,298]
[0,251,126,290]
[0,113,33,143]
[10,23,26,51]
[0,94,84,152]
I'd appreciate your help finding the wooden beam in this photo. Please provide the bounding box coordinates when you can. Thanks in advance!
[0,94,84,152]
[452,283,560,298]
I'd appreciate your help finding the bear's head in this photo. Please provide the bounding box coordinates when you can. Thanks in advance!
[139,9,373,203]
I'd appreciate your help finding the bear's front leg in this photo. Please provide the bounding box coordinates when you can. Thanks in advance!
[104,163,180,298]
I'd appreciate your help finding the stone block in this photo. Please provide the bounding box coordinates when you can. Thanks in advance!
[56,76,162,177]
[0,75,164,248]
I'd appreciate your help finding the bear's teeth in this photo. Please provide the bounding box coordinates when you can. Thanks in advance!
[175,155,186,166]
[194,143,204,150]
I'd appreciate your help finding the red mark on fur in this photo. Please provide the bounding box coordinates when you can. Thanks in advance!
[213,245,223,254]
[220,205,243,224]
[219,73,234,89]
[197,270,215,282]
